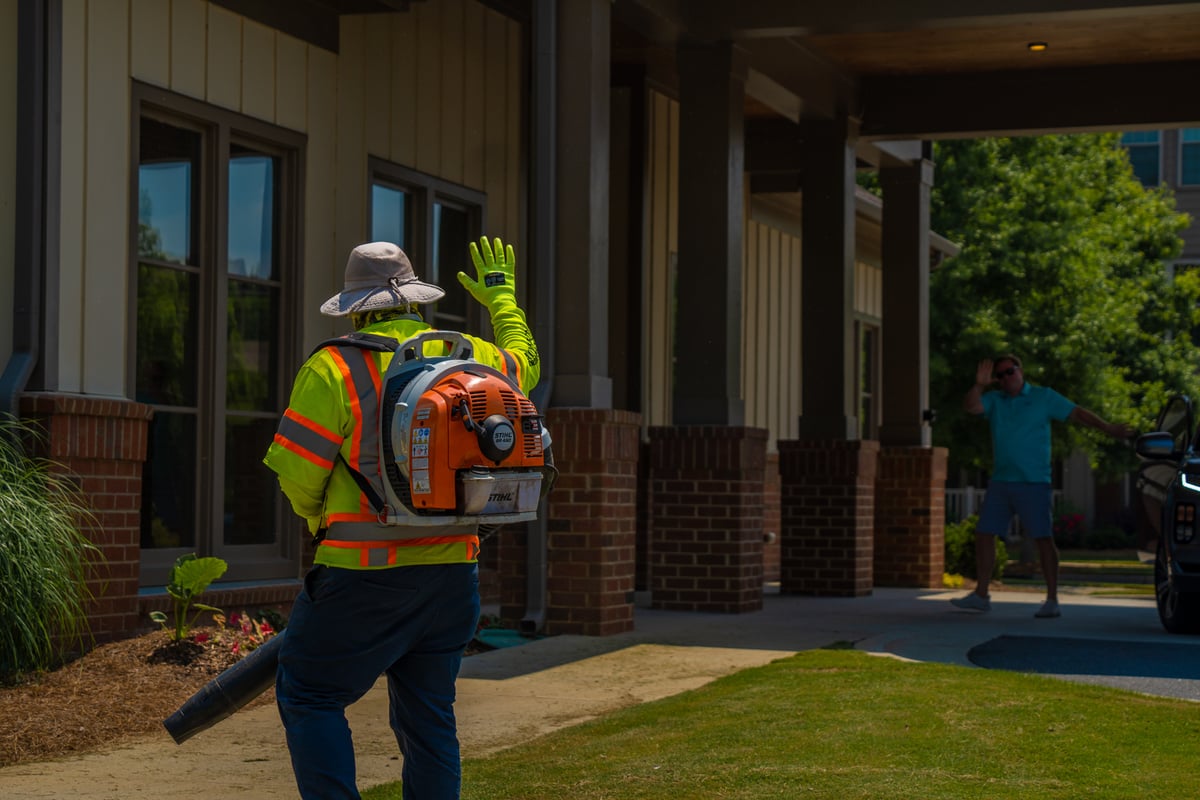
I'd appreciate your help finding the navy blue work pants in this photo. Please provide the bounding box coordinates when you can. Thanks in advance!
[276,563,480,799]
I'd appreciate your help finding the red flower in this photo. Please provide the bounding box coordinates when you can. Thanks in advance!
[193,632,210,644]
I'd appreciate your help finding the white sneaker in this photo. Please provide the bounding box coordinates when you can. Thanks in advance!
[1035,599,1061,618]
[950,592,991,612]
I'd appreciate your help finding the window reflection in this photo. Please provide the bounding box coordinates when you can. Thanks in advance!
[136,264,199,407]
[138,118,199,265]
[433,202,469,323]
[228,148,276,279]
[224,416,278,545]
[226,282,279,410]
[142,411,197,549]
[371,183,409,249]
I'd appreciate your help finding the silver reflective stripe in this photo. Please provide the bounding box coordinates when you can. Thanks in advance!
[276,415,341,465]
[336,347,385,498]
[327,520,478,541]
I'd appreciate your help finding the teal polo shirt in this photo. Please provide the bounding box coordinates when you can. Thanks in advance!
[980,382,1076,484]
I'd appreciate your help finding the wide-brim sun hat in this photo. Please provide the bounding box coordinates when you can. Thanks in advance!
[320,241,445,316]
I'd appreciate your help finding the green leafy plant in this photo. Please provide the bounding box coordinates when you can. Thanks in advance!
[944,514,1008,581]
[149,553,228,642]
[0,416,101,682]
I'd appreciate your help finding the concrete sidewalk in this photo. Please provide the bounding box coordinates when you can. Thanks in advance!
[1,587,1193,799]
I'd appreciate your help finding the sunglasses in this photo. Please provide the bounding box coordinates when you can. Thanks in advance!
[995,366,1019,378]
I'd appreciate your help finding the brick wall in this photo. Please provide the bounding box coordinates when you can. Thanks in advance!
[874,446,948,588]
[20,393,153,643]
[763,452,781,583]
[500,409,640,636]
[778,438,878,597]
[647,426,767,613]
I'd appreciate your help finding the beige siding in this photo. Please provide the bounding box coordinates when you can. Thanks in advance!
[82,0,132,396]
[0,0,15,367]
[743,215,802,450]
[58,0,86,391]
[50,0,522,391]
[854,260,882,320]
[642,90,679,428]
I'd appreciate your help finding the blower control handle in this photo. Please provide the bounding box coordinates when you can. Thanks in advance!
[401,331,474,362]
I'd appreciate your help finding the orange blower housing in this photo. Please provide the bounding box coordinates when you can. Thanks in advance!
[379,332,547,526]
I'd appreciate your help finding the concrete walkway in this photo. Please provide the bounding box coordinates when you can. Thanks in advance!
[1,587,1193,799]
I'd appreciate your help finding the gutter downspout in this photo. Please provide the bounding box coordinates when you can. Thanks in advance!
[1,0,57,419]
[521,0,556,636]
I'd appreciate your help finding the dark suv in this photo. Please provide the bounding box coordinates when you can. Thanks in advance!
[1135,395,1200,633]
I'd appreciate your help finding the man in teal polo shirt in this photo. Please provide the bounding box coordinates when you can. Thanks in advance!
[951,354,1133,618]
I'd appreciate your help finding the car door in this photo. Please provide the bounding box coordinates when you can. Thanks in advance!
[1137,396,1193,540]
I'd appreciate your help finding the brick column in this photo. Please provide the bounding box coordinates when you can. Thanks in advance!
[21,393,153,643]
[648,426,767,613]
[501,408,639,636]
[875,446,948,588]
[778,438,878,596]
[763,452,781,583]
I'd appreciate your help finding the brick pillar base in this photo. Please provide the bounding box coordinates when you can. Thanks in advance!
[875,446,948,588]
[20,393,153,644]
[778,438,878,597]
[763,452,781,583]
[648,426,767,613]
[500,409,639,636]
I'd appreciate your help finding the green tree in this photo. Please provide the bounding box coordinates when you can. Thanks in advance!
[929,134,1200,480]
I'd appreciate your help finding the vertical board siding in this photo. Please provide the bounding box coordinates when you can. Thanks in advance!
[643,90,678,428]
[854,260,882,320]
[130,0,169,85]
[170,0,206,99]
[57,0,87,392]
[83,0,130,396]
[240,19,275,121]
[61,0,521,394]
[305,46,340,350]
[743,216,802,451]
[205,4,241,111]
[275,34,308,133]
[439,0,466,185]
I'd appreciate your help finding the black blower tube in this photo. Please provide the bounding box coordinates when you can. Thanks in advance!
[163,630,285,744]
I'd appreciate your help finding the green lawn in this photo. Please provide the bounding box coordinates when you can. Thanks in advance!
[362,648,1197,800]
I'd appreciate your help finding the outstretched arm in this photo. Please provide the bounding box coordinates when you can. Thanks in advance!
[1069,406,1134,440]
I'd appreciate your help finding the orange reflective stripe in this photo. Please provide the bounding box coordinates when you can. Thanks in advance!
[321,534,479,549]
[326,347,372,517]
[324,511,379,524]
[272,432,334,470]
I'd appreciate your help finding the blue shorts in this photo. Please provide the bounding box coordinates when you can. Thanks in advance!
[977,481,1053,539]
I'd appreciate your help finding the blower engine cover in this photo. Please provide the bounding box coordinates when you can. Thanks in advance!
[379,332,546,526]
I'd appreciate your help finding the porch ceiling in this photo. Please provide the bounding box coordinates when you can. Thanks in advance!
[615,0,1200,138]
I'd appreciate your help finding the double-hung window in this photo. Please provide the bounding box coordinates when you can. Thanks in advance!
[1181,129,1200,187]
[131,83,303,586]
[1120,131,1161,188]
[368,157,486,332]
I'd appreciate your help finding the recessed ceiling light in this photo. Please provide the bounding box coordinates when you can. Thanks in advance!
[1028,41,1049,52]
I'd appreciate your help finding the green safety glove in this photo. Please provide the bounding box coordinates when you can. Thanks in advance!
[458,236,517,311]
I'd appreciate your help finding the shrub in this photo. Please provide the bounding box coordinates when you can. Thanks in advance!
[944,515,1008,581]
[1083,526,1135,550]
[0,416,100,681]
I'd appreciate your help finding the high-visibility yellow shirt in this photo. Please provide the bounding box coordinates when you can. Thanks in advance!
[263,311,539,569]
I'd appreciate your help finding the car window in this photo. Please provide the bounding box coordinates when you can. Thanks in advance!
[1157,396,1192,453]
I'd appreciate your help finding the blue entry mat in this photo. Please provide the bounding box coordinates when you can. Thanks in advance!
[967,635,1200,701]
[474,628,540,650]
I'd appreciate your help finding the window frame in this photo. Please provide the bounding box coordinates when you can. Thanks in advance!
[854,319,881,440]
[1120,130,1162,188]
[367,156,488,332]
[1179,128,1200,187]
[128,81,306,586]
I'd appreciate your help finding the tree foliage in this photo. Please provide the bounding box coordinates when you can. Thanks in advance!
[929,134,1200,480]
